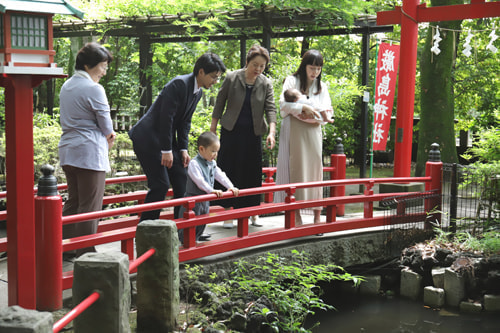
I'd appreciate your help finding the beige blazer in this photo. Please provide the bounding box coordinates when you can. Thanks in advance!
[212,68,277,136]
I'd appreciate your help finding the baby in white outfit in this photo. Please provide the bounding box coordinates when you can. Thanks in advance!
[283,88,333,124]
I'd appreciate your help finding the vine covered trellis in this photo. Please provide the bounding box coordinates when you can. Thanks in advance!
[52,5,393,116]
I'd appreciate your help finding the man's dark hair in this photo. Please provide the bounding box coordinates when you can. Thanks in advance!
[193,52,226,75]
[197,131,219,148]
[75,42,113,71]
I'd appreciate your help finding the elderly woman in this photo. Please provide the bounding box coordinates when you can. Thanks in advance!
[58,42,115,258]
[211,44,277,228]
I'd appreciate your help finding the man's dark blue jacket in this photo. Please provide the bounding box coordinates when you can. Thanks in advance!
[129,73,202,153]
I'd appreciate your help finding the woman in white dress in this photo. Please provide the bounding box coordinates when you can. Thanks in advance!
[275,49,333,226]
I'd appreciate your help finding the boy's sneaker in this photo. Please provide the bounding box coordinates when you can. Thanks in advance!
[223,221,234,229]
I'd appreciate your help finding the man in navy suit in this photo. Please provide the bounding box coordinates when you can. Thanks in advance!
[129,52,226,223]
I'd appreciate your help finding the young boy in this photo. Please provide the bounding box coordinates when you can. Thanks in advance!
[283,87,334,124]
[177,131,239,242]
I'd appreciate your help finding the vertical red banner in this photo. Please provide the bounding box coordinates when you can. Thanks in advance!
[372,42,400,151]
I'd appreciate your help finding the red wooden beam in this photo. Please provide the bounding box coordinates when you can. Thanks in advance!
[418,2,500,22]
[378,1,500,25]
[377,6,403,25]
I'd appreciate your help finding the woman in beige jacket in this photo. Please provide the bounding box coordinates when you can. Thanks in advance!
[210,44,277,227]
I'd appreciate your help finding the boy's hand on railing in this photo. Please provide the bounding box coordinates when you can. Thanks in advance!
[229,187,240,196]
[212,190,224,198]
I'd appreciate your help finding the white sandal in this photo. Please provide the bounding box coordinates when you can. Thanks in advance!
[250,215,262,227]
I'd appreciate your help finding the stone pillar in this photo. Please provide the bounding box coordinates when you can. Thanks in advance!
[484,294,500,312]
[136,220,179,332]
[400,268,422,300]
[0,305,53,332]
[444,268,465,307]
[424,286,445,308]
[73,252,131,333]
[431,267,445,288]
[359,275,381,295]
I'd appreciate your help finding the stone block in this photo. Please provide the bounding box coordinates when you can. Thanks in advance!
[0,305,53,332]
[459,301,482,314]
[359,275,381,295]
[484,294,500,312]
[73,252,131,333]
[136,219,180,332]
[444,268,465,307]
[431,267,445,288]
[400,268,422,300]
[423,286,445,308]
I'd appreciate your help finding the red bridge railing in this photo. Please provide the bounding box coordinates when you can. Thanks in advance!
[0,153,442,311]
[56,174,434,286]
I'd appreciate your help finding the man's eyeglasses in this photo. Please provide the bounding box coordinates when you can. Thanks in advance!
[209,73,221,82]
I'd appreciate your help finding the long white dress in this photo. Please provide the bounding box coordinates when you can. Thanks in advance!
[275,75,332,206]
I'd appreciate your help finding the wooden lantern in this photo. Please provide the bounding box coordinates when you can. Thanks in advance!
[0,0,83,74]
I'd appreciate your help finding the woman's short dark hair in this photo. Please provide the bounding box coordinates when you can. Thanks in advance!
[193,52,226,76]
[197,131,219,148]
[294,49,324,95]
[246,44,270,66]
[75,42,113,71]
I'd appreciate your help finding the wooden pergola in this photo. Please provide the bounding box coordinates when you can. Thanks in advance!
[51,5,393,177]
[53,7,390,106]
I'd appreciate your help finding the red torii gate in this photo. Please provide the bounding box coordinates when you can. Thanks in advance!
[377,0,500,177]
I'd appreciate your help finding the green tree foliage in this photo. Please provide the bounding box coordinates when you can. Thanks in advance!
[454,19,500,133]
[460,110,499,229]
[32,114,63,181]
[9,0,497,181]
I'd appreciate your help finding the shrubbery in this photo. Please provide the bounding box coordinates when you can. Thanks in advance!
[181,250,362,332]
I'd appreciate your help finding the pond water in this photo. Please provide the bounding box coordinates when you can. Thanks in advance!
[306,290,500,333]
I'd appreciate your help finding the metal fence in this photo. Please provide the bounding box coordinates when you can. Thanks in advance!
[381,190,439,228]
[378,161,499,247]
[441,163,499,235]
[378,190,438,255]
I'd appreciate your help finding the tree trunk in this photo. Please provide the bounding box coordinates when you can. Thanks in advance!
[416,0,463,176]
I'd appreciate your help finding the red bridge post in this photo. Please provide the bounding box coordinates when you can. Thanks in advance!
[35,165,63,310]
[425,143,443,229]
[262,167,276,203]
[330,138,346,216]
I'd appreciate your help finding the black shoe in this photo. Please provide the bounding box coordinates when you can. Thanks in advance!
[316,233,324,237]
[198,233,211,241]
[63,252,76,262]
